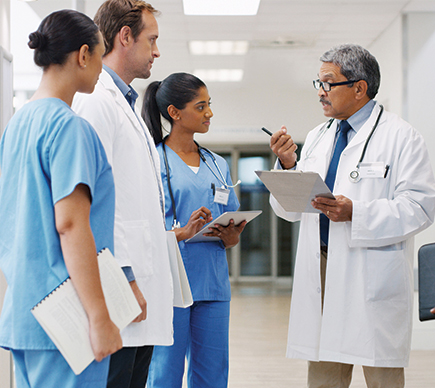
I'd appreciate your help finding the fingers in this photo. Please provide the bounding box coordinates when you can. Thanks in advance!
[270,126,297,169]
[312,195,352,222]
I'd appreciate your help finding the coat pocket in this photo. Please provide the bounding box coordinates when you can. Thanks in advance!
[124,219,154,278]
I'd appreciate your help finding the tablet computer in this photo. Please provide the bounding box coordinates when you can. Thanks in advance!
[185,210,262,243]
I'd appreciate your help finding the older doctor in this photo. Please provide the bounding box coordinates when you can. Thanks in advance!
[73,1,172,387]
[269,44,435,388]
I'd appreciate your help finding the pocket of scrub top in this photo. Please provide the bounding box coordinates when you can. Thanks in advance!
[124,219,154,278]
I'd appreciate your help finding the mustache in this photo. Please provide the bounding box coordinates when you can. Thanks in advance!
[319,98,331,105]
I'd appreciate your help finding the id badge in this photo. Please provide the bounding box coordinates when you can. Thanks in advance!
[214,187,230,205]
[359,162,386,178]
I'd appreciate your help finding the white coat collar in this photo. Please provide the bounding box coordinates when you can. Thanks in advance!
[345,101,385,153]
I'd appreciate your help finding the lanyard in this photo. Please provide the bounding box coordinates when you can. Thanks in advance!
[162,138,240,229]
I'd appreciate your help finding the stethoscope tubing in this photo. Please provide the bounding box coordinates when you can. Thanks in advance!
[303,105,384,183]
[162,137,237,229]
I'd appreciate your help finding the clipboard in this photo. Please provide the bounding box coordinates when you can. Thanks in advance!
[255,170,334,213]
[185,210,262,243]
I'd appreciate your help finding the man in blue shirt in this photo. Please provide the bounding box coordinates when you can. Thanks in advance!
[73,1,174,387]
[268,44,435,388]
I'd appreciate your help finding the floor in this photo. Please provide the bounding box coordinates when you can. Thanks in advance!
[184,282,435,387]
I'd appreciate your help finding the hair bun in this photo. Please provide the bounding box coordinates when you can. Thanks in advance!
[28,31,47,50]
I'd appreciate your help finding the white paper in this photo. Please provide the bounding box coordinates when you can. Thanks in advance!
[185,210,262,243]
[166,231,193,308]
[31,248,141,375]
[255,170,334,213]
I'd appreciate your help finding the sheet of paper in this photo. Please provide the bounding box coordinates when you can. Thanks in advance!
[31,248,141,375]
[255,170,334,213]
[186,210,262,243]
[166,231,193,308]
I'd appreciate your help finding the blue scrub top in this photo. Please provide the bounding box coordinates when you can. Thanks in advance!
[157,144,239,301]
[0,98,115,350]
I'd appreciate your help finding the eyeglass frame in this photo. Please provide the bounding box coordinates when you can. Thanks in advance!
[313,79,361,92]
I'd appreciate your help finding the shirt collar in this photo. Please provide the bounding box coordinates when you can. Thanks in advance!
[338,99,376,133]
[103,64,138,111]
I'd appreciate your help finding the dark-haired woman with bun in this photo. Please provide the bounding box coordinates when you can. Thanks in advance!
[142,73,246,388]
[0,10,122,387]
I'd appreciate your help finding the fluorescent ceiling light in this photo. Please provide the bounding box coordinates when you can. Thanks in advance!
[194,69,244,82]
[189,41,249,55]
[183,0,260,16]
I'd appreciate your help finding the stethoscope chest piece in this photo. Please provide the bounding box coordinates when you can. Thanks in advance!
[349,169,361,183]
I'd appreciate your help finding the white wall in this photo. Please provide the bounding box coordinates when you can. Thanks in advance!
[404,12,435,262]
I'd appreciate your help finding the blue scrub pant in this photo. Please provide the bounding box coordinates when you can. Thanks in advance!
[147,301,230,388]
[11,349,110,388]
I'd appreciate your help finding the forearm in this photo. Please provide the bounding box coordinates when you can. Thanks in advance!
[59,223,111,326]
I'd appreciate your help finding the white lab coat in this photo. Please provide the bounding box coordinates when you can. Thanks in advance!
[73,69,173,347]
[271,102,435,367]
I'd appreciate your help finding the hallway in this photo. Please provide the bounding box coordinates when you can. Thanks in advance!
[225,283,435,387]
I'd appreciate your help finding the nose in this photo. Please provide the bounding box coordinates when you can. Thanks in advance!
[317,85,326,98]
[206,107,213,118]
[153,42,160,59]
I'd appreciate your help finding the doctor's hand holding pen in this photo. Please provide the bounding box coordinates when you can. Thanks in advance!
[173,206,213,242]
[267,126,298,169]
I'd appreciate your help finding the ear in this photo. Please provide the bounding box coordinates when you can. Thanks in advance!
[78,44,90,69]
[167,105,181,121]
[118,26,133,47]
[354,80,368,100]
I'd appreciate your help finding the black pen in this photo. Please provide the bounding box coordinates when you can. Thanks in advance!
[261,127,273,136]
[384,164,390,178]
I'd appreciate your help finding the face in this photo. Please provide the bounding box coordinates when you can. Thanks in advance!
[127,10,160,80]
[176,86,213,134]
[80,32,105,94]
[317,62,360,120]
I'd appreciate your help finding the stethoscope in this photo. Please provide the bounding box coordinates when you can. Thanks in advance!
[162,137,241,229]
[304,105,384,183]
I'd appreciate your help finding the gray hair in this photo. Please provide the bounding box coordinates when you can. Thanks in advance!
[320,44,380,99]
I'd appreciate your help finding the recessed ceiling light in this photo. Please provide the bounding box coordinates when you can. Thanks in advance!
[194,69,244,82]
[183,0,260,16]
[189,41,249,55]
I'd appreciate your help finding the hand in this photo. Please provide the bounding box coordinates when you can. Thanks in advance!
[431,307,435,315]
[312,195,353,222]
[270,126,298,169]
[130,280,147,322]
[203,219,247,249]
[175,206,213,241]
[89,318,122,362]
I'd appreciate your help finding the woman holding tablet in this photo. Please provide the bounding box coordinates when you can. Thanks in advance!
[142,72,246,388]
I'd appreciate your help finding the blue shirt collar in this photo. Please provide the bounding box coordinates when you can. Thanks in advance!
[338,99,376,133]
[103,64,138,111]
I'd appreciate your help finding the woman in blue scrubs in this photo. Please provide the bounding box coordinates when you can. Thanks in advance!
[142,73,246,388]
[0,10,122,387]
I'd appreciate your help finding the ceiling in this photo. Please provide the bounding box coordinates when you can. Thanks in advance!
[24,0,435,92]
[10,0,435,141]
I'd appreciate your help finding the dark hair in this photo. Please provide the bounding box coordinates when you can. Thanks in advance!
[28,9,99,70]
[142,72,206,144]
[320,44,381,99]
[94,0,159,56]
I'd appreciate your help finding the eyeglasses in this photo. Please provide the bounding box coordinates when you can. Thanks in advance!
[313,79,360,92]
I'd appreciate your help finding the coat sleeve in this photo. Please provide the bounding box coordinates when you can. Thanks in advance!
[72,89,133,269]
[350,126,435,248]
